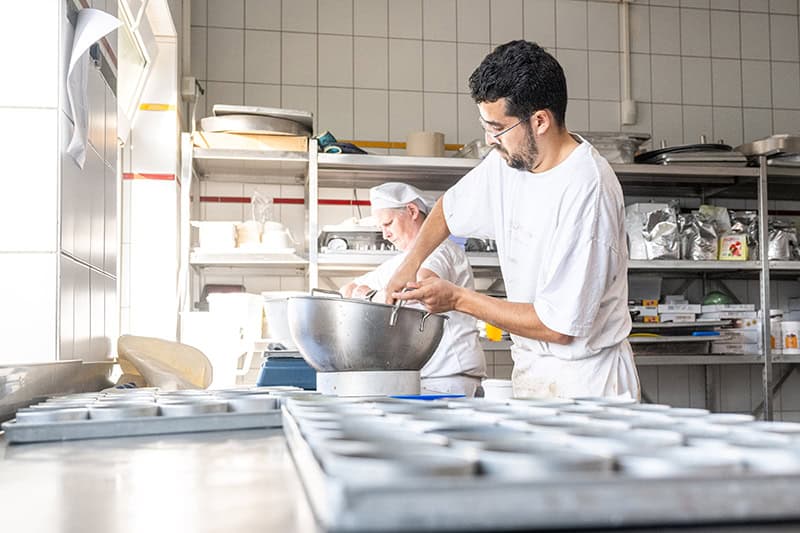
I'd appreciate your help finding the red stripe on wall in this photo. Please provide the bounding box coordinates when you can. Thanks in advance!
[197,197,371,206]
[123,173,176,181]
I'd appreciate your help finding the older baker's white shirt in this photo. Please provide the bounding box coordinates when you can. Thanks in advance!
[352,239,486,380]
[442,138,639,398]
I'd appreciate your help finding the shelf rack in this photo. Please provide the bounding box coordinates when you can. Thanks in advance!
[180,132,800,419]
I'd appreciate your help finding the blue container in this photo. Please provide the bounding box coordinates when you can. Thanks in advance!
[256,357,317,390]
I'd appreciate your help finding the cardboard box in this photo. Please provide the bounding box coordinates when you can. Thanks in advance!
[699,311,758,320]
[701,304,756,313]
[711,343,761,355]
[717,329,760,344]
[192,131,308,152]
[659,313,697,323]
[658,304,702,314]
[630,305,658,317]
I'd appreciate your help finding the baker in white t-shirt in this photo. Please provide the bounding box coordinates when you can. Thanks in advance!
[341,182,486,397]
[385,40,640,400]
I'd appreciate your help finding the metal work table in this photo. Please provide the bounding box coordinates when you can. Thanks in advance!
[0,429,316,533]
[3,426,800,533]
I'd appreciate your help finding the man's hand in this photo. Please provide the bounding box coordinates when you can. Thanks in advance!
[384,259,420,304]
[392,277,462,313]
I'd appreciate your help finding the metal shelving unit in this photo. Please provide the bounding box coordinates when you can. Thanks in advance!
[179,132,800,418]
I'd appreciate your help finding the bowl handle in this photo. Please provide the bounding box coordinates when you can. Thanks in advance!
[311,288,343,298]
[389,288,410,327]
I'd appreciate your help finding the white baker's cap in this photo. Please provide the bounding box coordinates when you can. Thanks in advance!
[369,182,435,215]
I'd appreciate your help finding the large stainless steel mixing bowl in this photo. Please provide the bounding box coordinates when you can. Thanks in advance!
[287,292,446,372]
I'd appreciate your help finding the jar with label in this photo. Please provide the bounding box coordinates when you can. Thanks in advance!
[782,321,800,354]
[770,310,783,354]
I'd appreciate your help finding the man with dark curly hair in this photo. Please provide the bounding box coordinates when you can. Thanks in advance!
[386,40,639,400]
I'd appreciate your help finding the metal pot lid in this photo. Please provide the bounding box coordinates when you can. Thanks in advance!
[635,143,733,163]
[199,114,312,137]
[736,134,800,157]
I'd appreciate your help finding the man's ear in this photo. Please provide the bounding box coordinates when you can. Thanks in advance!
[407,203,420,220]
[532,109,552,136]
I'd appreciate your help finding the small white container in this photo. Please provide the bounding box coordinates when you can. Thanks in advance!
[482,379,513,400]
[191,221,238,249]
[782,321,800,354]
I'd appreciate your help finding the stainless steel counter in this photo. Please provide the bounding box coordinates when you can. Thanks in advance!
[3,427,800,533]
[0,429,318,533]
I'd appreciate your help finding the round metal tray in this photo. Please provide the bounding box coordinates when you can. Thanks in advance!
[199,114,312,137]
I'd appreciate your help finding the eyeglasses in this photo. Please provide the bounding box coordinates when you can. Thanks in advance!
[478,115,529,139]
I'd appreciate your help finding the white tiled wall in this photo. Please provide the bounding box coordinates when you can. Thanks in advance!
[0,1,116,363]
[189,0,800,412]
[57,0,119,363]
[191,0,800,148]
[0,1,116,364]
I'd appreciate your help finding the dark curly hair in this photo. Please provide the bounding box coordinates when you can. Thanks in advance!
[469,40,567,128]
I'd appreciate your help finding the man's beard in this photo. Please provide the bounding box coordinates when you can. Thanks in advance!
[497,124,539,171]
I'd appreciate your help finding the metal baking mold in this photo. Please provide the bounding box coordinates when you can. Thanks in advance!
[157,400,228,417]
[477,442,613,479]
[227,395,279,413]
[617,447,744,478]
[321,448,477,483]
[15,407,89,424]
[2,410,282,444]
[88,403,159,421]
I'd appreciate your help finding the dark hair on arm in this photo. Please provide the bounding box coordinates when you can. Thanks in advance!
[469,40,568,129]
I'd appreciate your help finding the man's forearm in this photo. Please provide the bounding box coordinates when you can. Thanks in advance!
[455,288,572,345]
[406,198,451,266]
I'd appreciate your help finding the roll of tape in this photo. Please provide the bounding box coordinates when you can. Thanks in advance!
[407,131,445,157]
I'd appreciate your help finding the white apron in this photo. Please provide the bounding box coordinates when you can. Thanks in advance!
[511,340,640,400]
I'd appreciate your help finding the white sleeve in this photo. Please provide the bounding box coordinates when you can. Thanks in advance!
[351,253,405,289]
[420,245,453,281]
[441,151,498,239]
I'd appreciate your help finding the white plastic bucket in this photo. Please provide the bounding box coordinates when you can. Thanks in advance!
[482,379,513,400]
[180,311,251,388]
[263,291,306,348]
[207,292,264,341]
[191,221,237,249]
[782,321,800,354]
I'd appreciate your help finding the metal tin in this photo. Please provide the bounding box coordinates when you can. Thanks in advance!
[157,401,228,417]
[227,395,279,413]
[745,421,800,435]
[662,407,710,419]
[88,403,159,420]
[618,447,744,478]
[322,448,477,482]
[477,441,612,479]
[703,413,755,425]
[15,407,89,424]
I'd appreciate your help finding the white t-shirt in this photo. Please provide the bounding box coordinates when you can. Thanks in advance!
[352,239,486,380]
[442,137,639,399]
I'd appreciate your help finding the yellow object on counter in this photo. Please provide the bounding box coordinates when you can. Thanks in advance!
[485,323,504,341]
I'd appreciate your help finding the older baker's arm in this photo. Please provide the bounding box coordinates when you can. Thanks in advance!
[384,198,451,303]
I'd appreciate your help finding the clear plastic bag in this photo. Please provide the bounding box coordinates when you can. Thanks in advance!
[643,205,680,260]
